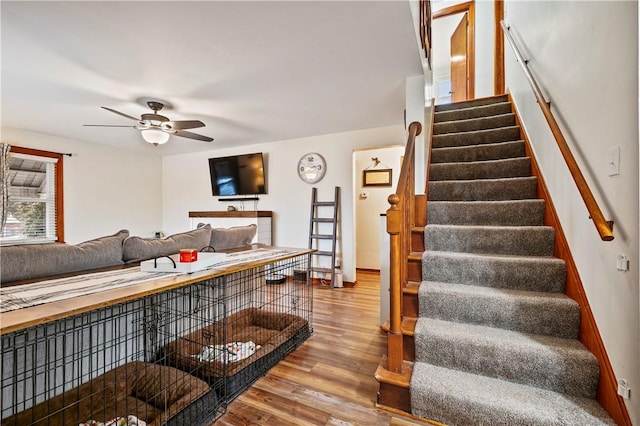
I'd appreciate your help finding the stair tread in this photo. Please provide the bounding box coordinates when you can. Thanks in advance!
[429,175,535,184]
[422,250,567,293]
[431,140,526,163]
[421,249,562,263]
[430,157,531,181]
[426,224,553,231]
[410,362,615,425]
[435,112,515,125]
[428,199,543,206]
[433,95,509,112]
[414,317,599,398]
[432,139,524,152]
[427,199,545,225]
[430,156,529,167]
[433,102,514,124]
[419,280,576,305]
[416,317,593,356]
[425,224,555,256]
[428,176,538,202]
[434,100,511,112]
[419,281,579,338]
[432,125,520,139]
[433,113,516,135]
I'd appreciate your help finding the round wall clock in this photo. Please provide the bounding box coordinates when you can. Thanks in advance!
[297,152,326,184]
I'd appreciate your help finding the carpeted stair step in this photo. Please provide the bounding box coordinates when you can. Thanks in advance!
[422,251,566,292]
[434,95,509,113]
[430,157,531,181]
[432,126,521,149]
[425,224,555,256]
[434,101,513,123]
[427,200,545,226]
[410,362,615,425]
[413,318,599,398]
[433,113,516,135]
[429,176,538,201]
[418,281,580,339]
[431,140,525,163]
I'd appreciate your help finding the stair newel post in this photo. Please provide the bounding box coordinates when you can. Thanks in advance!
[386,193,404,373]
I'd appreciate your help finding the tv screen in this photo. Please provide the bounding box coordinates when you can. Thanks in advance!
[208,153,266,196]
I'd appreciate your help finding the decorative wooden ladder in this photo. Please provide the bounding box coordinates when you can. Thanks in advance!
[308,187,340,287]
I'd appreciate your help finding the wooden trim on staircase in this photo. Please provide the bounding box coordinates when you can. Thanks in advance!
[386,121,422,374]
[509,94,632,426]
[494,0,505,95]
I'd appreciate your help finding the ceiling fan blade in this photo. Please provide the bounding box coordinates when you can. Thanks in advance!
[163,120,205,130]
[101,106,140,122]
[83,124,135,127]
[174,130,213,142]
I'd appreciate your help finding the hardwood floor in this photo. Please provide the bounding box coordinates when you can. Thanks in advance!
[213,270,429,425]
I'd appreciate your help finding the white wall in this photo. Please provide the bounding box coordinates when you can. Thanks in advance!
[406,75,427,190]
[474,0,495,98]
[504,1,639,422]
[162,125,406,284]
[354,145,405,270]
[1,128,163,243]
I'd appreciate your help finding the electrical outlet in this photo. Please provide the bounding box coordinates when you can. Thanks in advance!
[608,146,620,176]
[616,255,629,272]
[618,379,631,399]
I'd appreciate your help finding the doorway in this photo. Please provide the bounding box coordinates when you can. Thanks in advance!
[353,145,404,271]
[431,1,476,103]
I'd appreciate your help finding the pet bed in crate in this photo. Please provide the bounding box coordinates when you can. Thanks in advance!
[2,361,217,426]
[163,307,310,399]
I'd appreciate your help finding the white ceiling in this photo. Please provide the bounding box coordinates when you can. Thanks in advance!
[1,1,423,156]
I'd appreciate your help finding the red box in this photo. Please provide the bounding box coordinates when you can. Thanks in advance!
[179,249,198,263]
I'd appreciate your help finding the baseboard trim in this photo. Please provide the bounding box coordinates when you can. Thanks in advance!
[509,93,631,425]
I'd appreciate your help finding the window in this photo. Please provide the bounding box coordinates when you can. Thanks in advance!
[1,147,64,245]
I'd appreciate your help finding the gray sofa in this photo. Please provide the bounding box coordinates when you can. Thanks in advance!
[0,224,257,285]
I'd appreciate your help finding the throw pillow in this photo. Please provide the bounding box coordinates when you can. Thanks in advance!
[207,224,257,250]
[122,225,212,263]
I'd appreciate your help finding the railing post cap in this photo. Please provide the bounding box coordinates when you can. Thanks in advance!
[388,194,400,206]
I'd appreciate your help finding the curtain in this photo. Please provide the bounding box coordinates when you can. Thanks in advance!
[0,143,11,234]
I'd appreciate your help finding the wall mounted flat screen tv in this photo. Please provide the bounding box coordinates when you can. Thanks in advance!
[208,152,267,196]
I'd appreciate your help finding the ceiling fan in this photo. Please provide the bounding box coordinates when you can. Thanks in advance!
[84,101,213,145]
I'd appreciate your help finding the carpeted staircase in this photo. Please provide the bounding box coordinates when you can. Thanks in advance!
[409,95,615,425]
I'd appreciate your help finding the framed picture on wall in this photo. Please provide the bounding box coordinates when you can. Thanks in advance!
[363,169,392,187]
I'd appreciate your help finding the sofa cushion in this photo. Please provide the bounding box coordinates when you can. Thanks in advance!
[199,224,257,250]
[123,225,212,263]
[0,229,129,284]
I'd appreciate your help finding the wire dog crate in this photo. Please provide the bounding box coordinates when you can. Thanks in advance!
[1,250,312,425]
[160,255,313,401]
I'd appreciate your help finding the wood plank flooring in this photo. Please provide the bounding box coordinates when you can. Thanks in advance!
[213,270,429,425]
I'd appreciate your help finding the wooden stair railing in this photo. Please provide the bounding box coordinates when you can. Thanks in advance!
[385,121,422,373]
[501,20,614,241]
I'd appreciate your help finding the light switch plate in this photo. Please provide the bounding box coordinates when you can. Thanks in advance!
[608,146,620,176]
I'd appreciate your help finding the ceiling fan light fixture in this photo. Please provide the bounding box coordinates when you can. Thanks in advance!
[141,128,170,145]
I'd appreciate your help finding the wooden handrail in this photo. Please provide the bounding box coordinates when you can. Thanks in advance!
[386,121,422,373]
[501,21,614,241]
